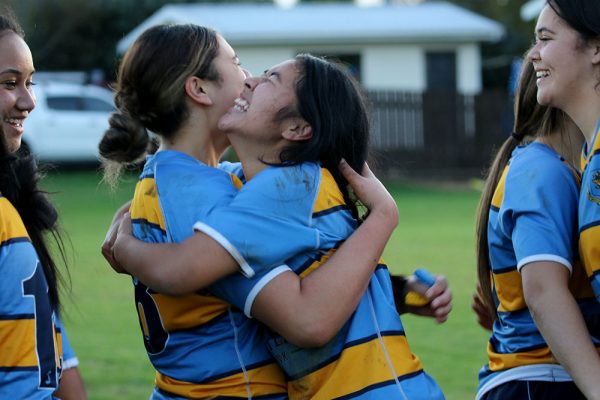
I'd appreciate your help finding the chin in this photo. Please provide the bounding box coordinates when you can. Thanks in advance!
[536,92,553,107]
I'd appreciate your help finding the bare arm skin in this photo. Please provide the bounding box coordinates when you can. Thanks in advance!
[522,261,600,400]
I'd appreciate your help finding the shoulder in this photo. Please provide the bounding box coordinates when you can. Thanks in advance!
[507,143,577,193]
[0,196,28,243]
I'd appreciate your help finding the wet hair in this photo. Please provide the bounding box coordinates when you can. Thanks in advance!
[99,24,221,185]
[0,11,67,312]
[475,59,577,318]
[277,54,370,218]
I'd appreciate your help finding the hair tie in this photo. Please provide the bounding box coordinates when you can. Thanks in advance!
[511,131,524,142]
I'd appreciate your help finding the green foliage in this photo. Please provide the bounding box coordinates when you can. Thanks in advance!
[43,170,489,399]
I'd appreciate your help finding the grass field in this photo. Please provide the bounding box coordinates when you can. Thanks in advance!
[43,169,490,400]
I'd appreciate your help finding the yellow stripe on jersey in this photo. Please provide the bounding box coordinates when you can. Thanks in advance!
[156,362,287,398]
[487,343,554,371]
[579,227,600,279]
[313,168,346,214]
[130,177,166,230]
[288,335,422,400]
[230,174,244,190]
[492,269,525,312]
[0,197,29,243]
[151,293,229,331]
[0,319,37,367]
[0,320,62,368]
[491,167,509,209]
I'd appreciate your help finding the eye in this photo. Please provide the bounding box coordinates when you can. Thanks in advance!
[2,80,17,89]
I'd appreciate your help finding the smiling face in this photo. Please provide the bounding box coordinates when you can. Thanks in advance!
[528,4,597,113]
[218,59,300,144]
[205,35,249,129]
[0,31,35,153]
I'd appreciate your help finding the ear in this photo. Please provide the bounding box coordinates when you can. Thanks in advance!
[281,118,313,142]
[184,76,213,106]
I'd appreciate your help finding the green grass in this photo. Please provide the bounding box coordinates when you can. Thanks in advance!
[43,170,489,400]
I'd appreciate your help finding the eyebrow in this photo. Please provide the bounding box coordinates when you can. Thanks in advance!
[536,27,556,35]
[0,68,35,76]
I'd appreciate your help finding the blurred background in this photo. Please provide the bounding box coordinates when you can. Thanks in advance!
[7,0,543,179]
[4,1,549,398]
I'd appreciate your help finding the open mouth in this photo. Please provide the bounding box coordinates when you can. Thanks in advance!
[4,117,25,128]
[233,97,249,112]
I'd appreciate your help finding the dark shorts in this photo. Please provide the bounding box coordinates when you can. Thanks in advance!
[482,380,585,400]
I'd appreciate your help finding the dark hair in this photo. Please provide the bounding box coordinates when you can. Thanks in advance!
[475,59,575,318]
[0,11,66,312]
[547,0,600,42]
[278,54,370,218]
[99,24,221,185]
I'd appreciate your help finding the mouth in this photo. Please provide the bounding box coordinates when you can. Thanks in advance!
[4,117,26,130]
[233,97,249,112]
[535,69,550,82]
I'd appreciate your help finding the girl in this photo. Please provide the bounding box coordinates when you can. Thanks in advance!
[475,57,600,399]
[0,10,86,400]
[108,50,446,399]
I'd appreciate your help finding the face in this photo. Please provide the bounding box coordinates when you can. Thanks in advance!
[205,35,248,127]
[0,32,35,152]
[218,59,299,143]
[528,4,596,111]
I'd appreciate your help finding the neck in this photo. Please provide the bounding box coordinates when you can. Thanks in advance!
[227,136,283,180]
[160,122,228,167]
[561,88,600,146]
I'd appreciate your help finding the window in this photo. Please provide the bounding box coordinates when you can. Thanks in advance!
[82,97,114,112]
[47,96,80,111]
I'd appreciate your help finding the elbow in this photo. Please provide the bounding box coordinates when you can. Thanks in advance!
[282,320,337,348]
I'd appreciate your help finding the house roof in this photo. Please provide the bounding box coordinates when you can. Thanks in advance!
[117,1,504,53]
[521,0,544,21]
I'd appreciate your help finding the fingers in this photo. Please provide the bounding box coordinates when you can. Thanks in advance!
[426,276,452,323]
[117,212,133,236]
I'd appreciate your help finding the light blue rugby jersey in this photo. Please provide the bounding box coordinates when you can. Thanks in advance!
[128,150,287,399]
[0,195,64,399]
[478,142,600,399]
[197,162,445,400]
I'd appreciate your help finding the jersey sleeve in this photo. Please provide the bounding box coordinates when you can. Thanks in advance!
[154,155,239,243]
[57,320,79,370]
[580,151,600,299]
[209,264,292,317]
[193,163,321,278]
[500,155,578,272]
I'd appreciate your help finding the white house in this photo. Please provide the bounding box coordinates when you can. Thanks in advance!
[117,2,504,95]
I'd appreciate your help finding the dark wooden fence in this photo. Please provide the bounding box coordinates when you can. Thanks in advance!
[367,89,512,179]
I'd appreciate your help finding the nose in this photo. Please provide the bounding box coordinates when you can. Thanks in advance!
[527,43,541,63]
[242,68,252,79]
[17,86,36,113]
[244,76,260,91]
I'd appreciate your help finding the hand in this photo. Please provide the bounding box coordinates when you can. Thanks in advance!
[472,282,494,331]
[338,160,398,224]
[404,274,452,323]
[100,200,131,274]
[110,212,135,274]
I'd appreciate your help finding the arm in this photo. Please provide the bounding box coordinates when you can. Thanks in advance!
[55,367,87,400]
[112,221,239,295]
[522,261,600,400]
[250,162,398,347]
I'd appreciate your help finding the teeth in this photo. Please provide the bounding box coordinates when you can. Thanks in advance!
[536,71,549,78]
[4,118,23,127]
[234,98,249,112]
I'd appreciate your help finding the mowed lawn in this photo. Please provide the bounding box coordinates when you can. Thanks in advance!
[43,169,490,400]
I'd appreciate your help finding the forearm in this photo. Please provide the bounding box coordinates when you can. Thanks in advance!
[528,287,600,399]
[254,207,397,347]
